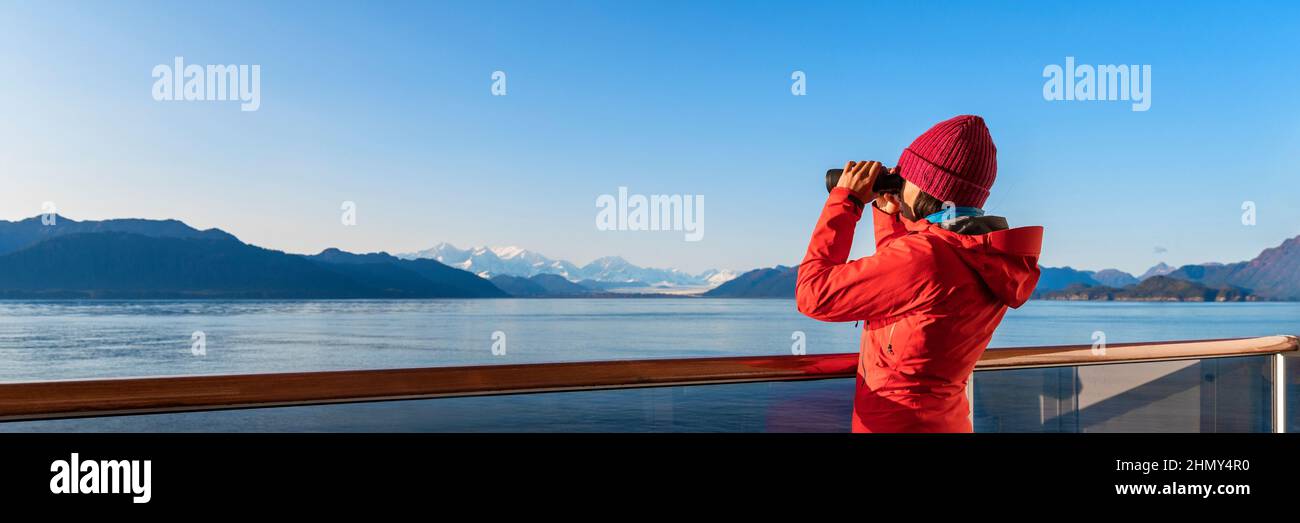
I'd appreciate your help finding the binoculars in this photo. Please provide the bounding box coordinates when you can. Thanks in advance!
[825,167,905,195]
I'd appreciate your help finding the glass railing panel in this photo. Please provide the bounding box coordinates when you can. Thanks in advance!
[1199,355,1274,432]
[975,355,1273,433]
[1289,354,1300,433]
[973,367,1077,433]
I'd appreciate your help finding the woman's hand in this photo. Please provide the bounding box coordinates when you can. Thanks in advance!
[835,160,885,203]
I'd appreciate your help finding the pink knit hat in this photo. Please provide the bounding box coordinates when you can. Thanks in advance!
[896,115,997,208]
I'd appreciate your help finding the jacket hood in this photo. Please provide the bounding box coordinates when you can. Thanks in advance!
[902,214,1043,308]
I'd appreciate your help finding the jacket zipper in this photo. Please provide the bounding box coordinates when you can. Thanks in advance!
[885,323,896,356]
[876,321,901,393]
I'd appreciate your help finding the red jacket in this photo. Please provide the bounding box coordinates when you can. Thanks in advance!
[796,188,1043,432]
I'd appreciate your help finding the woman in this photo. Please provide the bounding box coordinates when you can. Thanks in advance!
[796,115,1044,432]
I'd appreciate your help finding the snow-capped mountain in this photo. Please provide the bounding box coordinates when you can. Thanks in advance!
[699,268,741,287]
[1138,262,1177,280]
[399,243,580,279]
[397,243,735,288]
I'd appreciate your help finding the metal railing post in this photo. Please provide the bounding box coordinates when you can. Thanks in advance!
[1274,353,1287,434]
[967,375,975,432]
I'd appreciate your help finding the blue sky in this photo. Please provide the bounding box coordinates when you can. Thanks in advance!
[1,0,1298,275]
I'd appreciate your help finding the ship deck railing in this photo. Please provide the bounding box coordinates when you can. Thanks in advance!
[0,335,1296,431]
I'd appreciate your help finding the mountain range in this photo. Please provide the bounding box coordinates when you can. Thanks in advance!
[2,214,1297,301]
[0,216,236,256]
[398,242,737,289]
[702,266,798,298]
[488,273,591,297]
[1031,235,1300,300]
[0,215,729,299]
[704,233,1300,301]
[1036,276,1253,302]
[0,216,505,298]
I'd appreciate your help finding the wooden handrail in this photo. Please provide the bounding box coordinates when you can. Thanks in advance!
[0,335,1295,422]
[979,335,1298,370]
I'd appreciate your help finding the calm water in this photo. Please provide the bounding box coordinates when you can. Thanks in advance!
[1,299,1296,432]
[0,299,1297,382]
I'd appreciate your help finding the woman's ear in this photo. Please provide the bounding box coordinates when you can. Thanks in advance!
[874,193,902,215]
